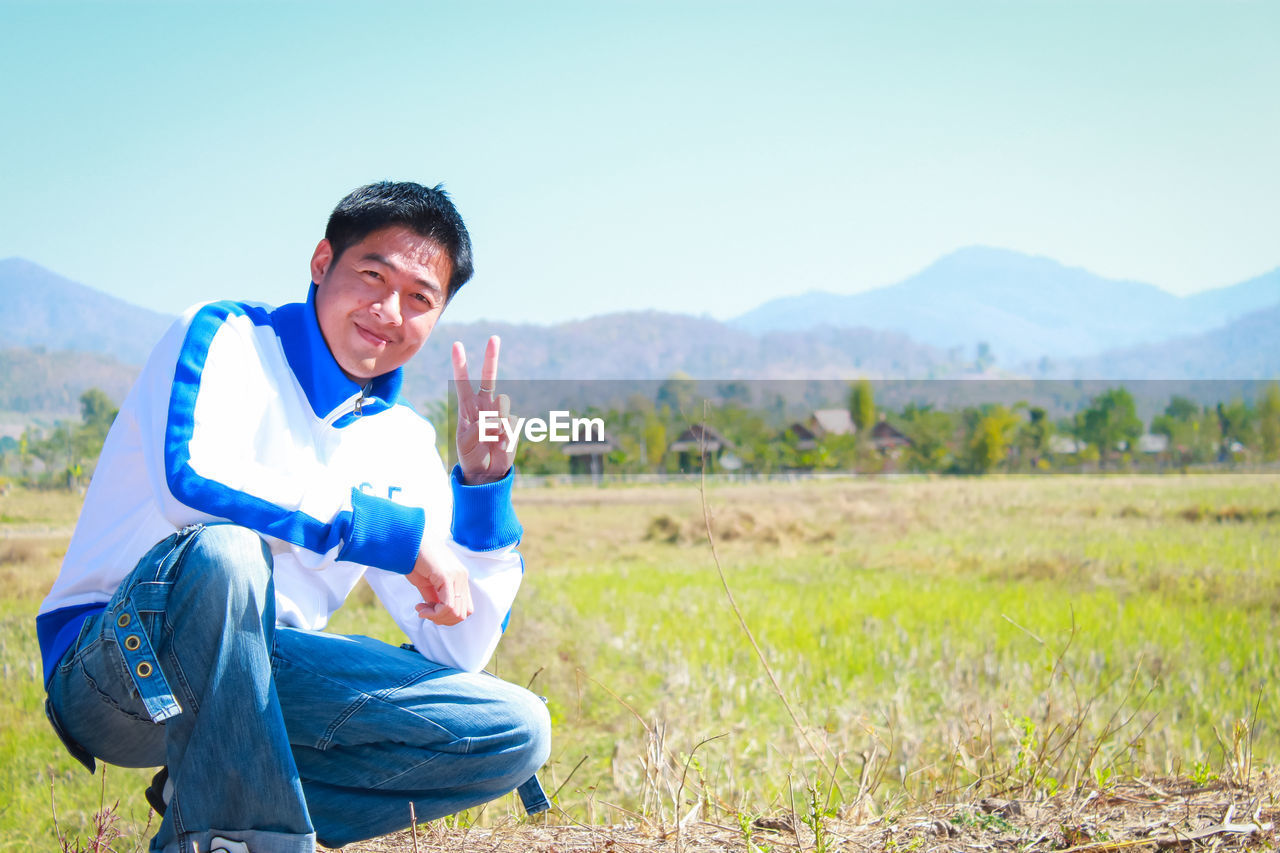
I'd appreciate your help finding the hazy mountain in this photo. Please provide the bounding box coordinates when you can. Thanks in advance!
[0,260,957,419]
[732,247,1280,364]
[1044,304,1280,380]
[0,347,140,425]
[400,312,953,404]
[1184,268,1280,325]
[2,254,1275,426]
[0,258,176,364]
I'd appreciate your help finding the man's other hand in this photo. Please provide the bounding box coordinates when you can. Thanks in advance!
[453,335,516,485]
[408,537,474,625]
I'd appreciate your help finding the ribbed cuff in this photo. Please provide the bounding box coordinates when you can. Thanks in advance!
[339,488,425,573]
[450,466,523,551]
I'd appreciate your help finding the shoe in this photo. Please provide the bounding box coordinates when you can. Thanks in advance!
[209,837,250,853]
[144,766,172,815]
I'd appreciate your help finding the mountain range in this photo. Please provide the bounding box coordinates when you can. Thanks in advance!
[733,246,1280,364]
[0,258,176,364]
[1,250,1277,425]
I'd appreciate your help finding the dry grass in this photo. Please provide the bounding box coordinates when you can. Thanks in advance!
[334,774,1280,852]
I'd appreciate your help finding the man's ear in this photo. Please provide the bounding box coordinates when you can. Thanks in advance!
[310,238,334,283]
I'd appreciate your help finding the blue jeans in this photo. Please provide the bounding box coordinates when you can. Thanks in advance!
[45,524,551,853]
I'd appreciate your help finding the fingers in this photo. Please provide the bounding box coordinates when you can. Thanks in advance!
[410,542,475,626]
[416,592,474,626]
[480,335,500,401]
[454,336,514,485]
[453,336,502,419]
[414,578,473,625]
[451,341,475,420]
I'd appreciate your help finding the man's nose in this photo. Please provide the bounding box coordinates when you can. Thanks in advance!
[371,290,402,325]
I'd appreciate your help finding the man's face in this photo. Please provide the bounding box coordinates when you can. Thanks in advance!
[311,225,453,382]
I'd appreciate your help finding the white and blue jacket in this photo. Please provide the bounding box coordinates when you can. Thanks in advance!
[37,286,524,682]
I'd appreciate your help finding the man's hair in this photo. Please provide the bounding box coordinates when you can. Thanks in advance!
[325,181,475,300]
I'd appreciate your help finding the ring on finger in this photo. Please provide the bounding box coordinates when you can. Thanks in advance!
[479,384,495,394]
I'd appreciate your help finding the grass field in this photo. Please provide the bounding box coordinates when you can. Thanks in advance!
[2,474,1277,850]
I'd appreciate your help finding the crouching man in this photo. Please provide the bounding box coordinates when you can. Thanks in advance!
[37,181,550,853]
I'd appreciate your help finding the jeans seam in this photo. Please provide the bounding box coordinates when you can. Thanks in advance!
[318,693,374,750]
[58,631,101,675]
[144,533,186,585]
[326,666,439,748]
[164,641,200,716]
[77,657,154,723]
[367,749,451,791]
[293,664,456,749]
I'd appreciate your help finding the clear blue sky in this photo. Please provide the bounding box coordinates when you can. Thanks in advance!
[2,0,1277,324]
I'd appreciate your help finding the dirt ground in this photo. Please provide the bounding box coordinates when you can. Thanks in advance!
[328,774,1279,852]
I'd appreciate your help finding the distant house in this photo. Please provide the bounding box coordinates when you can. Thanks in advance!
[560,433,619,480]
[668,424,734,473]
[810,409,855,437]
[1048,435,1085,455]
[780,409,857,453]
[1136,434,1169,454]
[781,421,819,452]
[870,418,910,455]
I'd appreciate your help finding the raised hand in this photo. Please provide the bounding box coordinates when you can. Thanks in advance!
[452,335,516,485]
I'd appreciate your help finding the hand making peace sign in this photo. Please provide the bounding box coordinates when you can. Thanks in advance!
[452,335,516,485]
[406,335,515,626]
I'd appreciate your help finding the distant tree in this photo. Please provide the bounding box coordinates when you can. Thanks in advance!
[1258,382,1280,462]
[1163,395,1199,422]
[1017,406,1053,468]
[1077,387,1142,469]
[1151,396,1208,467]
[965,405,1019,474]
[422,397,450,459]
[73,388,119,465]
[715,381,752,407]
[975,341,994,372]
[848,379,875,432]
[656,372,697,415]
[80,388,118,429]
[18,432,31,477]
[17,388,123,488]
[642,414,667,471]
[897,403,954,472]
[1217,399,1254,457]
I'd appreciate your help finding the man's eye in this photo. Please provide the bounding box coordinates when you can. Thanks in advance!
[413,292,434,306]
[363,270,382,281]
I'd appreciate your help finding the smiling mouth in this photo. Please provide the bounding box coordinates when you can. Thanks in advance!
[354,323,392,347]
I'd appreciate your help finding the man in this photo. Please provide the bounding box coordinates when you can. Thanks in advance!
[37,181,550,853]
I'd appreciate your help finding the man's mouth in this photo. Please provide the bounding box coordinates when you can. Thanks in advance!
[354,322,392,347]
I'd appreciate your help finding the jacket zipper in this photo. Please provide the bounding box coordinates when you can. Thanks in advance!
[321,385,371,428]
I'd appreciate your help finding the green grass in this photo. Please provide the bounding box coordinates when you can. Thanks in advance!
[2,475,1278,845]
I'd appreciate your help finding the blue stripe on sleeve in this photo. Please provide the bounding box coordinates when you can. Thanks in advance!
[162,302,417,572]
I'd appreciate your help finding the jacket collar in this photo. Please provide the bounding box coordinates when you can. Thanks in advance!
[272,284,403,422]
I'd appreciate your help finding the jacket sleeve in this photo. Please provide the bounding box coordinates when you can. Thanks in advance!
[364,465,526,673]
[162,302,424,574]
